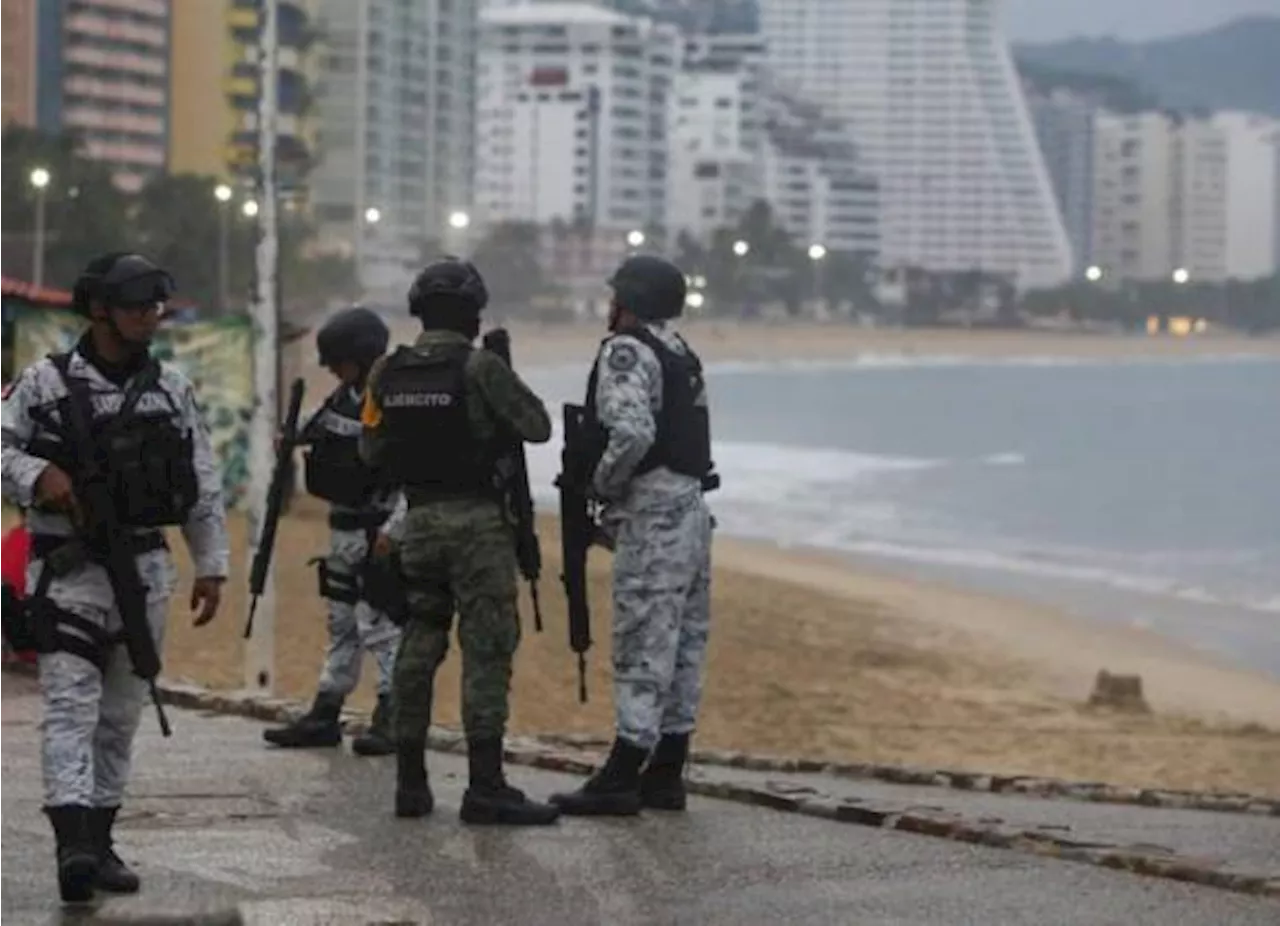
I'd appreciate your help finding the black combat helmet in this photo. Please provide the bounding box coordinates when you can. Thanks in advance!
[608,254,687,321]
[72,252,175,317]
[407,257,489,319]
[316,305,390,368]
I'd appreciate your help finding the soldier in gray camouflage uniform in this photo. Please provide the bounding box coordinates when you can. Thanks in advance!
[551,255,716,817]
[1,253,228,902]
[262,307,404,756]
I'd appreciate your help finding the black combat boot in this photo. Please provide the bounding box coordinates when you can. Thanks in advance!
[548,737,649,816]
[89,806,140,893]
[352,694,395,757]
[460,738,561,826]
[394,738,434,818]
[639,733,691,811]
[262,692,343,748]
[44,805,99,903]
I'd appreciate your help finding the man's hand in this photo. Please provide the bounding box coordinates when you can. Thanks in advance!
[33,464,80,517]
[372,531,394,558]
[190,577,224,627]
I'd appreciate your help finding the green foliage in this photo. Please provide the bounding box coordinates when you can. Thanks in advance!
[1020,275,1280,334]
[1,126,356,318]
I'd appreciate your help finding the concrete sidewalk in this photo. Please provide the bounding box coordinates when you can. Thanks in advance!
[3,672,1278,926]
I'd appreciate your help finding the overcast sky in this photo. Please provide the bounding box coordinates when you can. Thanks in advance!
[1003,0,1280,42]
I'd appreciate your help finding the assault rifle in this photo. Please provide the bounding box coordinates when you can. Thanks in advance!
[244,377,306,639]
[50,354,172,736]
[481,327,544,632]
[554,402,601,703]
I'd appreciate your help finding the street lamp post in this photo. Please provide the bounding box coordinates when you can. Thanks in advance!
[356,206,382,290]
[29,167,51,289]
[215,184,233,314]
[447,210,471,255]
[808,243,827,313]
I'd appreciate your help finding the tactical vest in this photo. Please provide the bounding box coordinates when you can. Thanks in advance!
[303,386,383,508]
[34,353,198,528]
[373,343,497,498]
[584,328,713,482]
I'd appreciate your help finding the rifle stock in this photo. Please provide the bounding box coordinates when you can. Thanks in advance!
[555,402,595,703]
[481,327,544,632]
[244,377,306,639]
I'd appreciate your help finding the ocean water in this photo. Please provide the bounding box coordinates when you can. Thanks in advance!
[522,351,1280,677]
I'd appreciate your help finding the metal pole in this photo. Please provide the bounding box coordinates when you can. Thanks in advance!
[245,0,279,695]
[218,203,230,314]
[33,186,46,290]
[353,0,368,290]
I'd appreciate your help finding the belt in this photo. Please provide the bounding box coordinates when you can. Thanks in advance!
[329,510,391,532]
[31,531,167,561]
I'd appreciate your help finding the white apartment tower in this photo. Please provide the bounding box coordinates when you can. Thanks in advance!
[759,0,1072,289]
[760,78,880,256]
[476,3,681,235]
[1214,112,1280,281]
[1093,111,1280,284]
[666,34,767,244]
[1172,118,1229,282]
[1092,112,1178,282]
[311,0,478,293]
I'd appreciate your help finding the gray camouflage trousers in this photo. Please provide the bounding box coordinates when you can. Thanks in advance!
[610,493,714,751]
[316,527,401,699]
[29,549,173,808]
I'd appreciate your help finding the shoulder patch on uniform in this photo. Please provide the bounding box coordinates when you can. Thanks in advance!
[607,341,638,372]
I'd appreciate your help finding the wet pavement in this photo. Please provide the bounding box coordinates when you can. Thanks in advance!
[4,672,1278,925]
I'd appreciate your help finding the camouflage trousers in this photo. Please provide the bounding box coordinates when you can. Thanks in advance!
[316,527,401,699]
[393,499,520,743]
[611,493,714,751]
[29,549,174,807]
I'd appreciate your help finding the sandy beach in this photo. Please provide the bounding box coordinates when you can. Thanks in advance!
[282,318,1280,399]
[146,495,1280,798]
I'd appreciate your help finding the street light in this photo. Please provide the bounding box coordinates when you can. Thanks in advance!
[242,199,259,218]
[365,206,382,225]
[1172,267,1190,285]
[808,243,827,312]
[29,167,51,289]
[215,184,234,314]
[1085,265,1103,283]
[687,291,706,310]
[626,229,645,249]
[732,239,750,257]
[448,210,471,230]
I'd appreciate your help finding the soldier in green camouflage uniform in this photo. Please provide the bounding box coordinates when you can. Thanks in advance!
[359,258,560,826]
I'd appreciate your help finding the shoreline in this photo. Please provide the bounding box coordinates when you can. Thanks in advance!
[324,319,1280,384]
[708,531,1280,730]
[141,501,1280,796]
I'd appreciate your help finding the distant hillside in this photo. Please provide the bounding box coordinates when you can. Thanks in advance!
[1014,16,1280,117]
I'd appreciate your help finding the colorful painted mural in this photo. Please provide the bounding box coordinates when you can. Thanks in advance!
[8,308,255,509]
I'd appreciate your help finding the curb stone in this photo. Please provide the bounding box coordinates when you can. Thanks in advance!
[531,732,1280,817]
[145,680,1280,900]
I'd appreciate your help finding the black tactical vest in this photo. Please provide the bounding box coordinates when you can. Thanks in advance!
[373,344,496,498]
[37,353,198,528]
[584,328,713,482]
[302,386,383,508]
